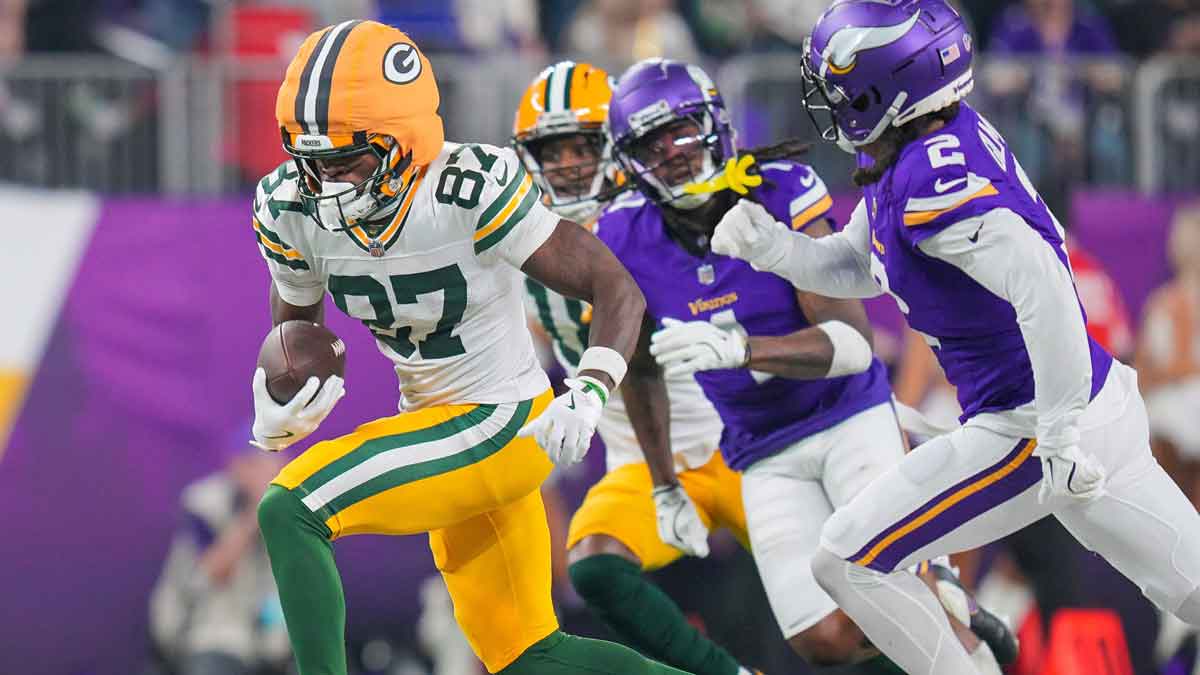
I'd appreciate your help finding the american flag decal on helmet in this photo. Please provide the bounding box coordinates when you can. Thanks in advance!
[939,43,961,67]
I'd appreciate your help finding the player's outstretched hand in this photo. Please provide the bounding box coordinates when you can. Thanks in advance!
[711,200,791,271]
[518,377,605,466]
[652,484,710,557]
[1035,444,1106,503]
[250,368,345,451]
[650,318,748,377]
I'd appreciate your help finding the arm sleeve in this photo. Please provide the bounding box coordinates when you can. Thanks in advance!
[918,207,1091,449]
[252,178,324,306]
[469,146,559,268]
[765,197,882,299]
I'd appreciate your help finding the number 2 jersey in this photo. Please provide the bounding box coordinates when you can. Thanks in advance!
[860,102,1112,424]
[252,141,560,409]
[595,161,893,471]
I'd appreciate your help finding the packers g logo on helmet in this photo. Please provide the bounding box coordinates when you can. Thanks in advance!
[275,21,445,232]
[512,61,623,224]
[383,42,421,84]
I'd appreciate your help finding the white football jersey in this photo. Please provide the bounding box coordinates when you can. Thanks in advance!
[253,141,559,410]
[525,276,722,473]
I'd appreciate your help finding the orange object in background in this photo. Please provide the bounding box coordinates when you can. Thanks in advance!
[1040,609,1133,675]
[226,6,315,183]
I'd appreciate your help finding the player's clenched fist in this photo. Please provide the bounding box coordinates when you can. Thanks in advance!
[518,377,607,466]
[711,199,793,272]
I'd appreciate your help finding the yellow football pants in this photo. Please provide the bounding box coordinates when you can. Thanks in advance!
[272,390,556,672]
[566,451,750,570]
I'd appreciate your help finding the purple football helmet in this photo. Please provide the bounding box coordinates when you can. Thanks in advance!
[802,0,974,152]
[607,58,737,209]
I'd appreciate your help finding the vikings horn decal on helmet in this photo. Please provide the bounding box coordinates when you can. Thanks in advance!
[275,21,445,231]
[607,58,736,210]
[512,61,622,224]
[801,0,974,153]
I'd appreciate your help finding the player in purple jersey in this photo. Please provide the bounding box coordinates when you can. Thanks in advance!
[601,57,1012,672]
[709,2,1200,674]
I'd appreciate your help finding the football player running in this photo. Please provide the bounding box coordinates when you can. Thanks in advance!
[249,22,691,675]
[513,61,760,675]
[601,57,1010,672]
[710,2,1200,674]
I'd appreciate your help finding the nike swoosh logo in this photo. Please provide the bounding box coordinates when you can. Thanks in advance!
[934,176,968,193]
[495,161,510,186]
[263,431,295,440]
[967,221,984,243]
[799,172,816,188]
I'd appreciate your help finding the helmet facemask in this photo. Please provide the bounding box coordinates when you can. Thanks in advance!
[616,106,727,211]
[515,127,620,224]
[285,132,414,232]
[800,38,898,154]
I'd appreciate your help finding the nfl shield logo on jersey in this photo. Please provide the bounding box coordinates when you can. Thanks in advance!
[697,264,715,285]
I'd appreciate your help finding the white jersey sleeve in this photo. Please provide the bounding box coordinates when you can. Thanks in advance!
[768,197,882,299]
[252,162,325,306]
[918,207,1092,450]
[448,143,560,269]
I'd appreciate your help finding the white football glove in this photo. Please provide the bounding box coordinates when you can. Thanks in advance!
[652,484,710,557]
[711,200,793,271]
[517,377,605,466]
[1035,444,1107,503]
[250,368,345,451]
[649,318,748,377]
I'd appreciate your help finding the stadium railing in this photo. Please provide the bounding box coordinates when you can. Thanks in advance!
[0,54,1195,196]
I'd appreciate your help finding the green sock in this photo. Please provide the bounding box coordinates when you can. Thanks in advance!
[258,485,347,675]
[499,630,693,674]
[569,554,743,675]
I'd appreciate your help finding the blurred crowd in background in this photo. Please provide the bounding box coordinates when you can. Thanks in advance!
[0,0,1197,201]
[1,1,1200,675]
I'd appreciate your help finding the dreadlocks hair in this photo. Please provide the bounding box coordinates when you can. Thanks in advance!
[852,102,961,187]
[735,137,811,190]
[739,137,811,163]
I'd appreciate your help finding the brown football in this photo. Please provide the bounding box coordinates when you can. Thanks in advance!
[257,320,347,404]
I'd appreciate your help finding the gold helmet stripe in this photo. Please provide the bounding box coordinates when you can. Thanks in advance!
[294,20,360,134]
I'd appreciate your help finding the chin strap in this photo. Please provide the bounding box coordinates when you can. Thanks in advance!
[682,154,763,196]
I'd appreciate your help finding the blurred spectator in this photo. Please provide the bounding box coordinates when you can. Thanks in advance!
[1105,0,1200,57]
[985,0,1126,208]
[565,0,700,67]
[147,438,289,675]
[990,0,1118,55]
[0,0,24,57]
[1136,206,1200,508]
[1135,205,1200,670]
[376,0,543,54]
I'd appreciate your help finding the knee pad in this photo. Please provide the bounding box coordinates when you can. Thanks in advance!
[810,547,849,592]
[567,554,640,606]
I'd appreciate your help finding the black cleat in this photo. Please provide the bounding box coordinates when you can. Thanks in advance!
[929,564,1020,665]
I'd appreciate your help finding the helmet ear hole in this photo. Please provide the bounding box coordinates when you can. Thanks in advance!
[851,94,871,112]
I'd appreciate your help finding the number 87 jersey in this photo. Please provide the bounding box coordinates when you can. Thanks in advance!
[252,141,560,410]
